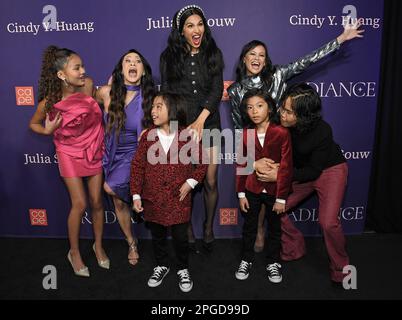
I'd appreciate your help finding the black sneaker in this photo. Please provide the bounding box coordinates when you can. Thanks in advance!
[235,260,252,280]
[147,266,170,287]
[177,268,193,292]
[266,263,282,283]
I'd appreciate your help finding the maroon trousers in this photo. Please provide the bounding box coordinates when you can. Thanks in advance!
[280,162,349,282]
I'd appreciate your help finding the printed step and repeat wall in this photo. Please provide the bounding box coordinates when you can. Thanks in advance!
[0,0,383,238]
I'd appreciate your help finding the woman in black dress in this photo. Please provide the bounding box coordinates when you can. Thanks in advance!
[160,5,224,251]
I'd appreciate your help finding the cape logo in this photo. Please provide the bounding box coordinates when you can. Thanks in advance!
[15,86,34,106]
[220,208,238,225]
[29,209,48,226]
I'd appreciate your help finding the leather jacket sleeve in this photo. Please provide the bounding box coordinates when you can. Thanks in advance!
[227,82,244,129]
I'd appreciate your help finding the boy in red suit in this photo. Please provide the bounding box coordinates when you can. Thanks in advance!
[130,92,207,292]
[236,89,292,283]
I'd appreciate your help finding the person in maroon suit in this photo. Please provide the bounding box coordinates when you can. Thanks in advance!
[235,89,293,283]
[130,91,207,293]
[255,83,349,286]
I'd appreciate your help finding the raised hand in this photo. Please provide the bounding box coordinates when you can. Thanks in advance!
[337,19,365,44]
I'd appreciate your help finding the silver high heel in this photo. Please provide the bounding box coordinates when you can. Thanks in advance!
[92,243,110,270]
[127,238,139,266]
[67,251,90,277]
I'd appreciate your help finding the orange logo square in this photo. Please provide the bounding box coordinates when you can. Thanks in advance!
[29,209,48,226]
[219,208,238,225]
[15,86,34,106]
[221,80,234,101]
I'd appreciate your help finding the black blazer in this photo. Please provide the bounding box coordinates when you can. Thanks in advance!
[161,52,224,130]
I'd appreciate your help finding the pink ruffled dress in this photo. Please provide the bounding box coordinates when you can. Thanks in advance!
[51,93,104,178]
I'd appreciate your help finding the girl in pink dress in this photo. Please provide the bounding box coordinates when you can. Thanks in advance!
[29,46,109,277]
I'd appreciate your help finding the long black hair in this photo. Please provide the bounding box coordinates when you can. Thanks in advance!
[160,6,224,85]
[235,40,274,89]
[240,88,277,128]
[281,83,322,133]
[108,49,155,135]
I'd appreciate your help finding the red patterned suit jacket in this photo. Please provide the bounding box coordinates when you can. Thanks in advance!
[236,123,293,200]
[130,128,208,226]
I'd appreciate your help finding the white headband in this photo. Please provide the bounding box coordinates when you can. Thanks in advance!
[176,5,205,29]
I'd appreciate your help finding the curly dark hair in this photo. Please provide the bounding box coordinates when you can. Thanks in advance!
[240,88,277,128]
[281,83,322,133]
[38,45,77,112]
[107,49,155,135]
[143,91,187,129]
[160,6,224,85]
[235,40,274,88]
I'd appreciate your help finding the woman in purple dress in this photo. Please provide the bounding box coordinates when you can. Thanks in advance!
[96,49,154,265]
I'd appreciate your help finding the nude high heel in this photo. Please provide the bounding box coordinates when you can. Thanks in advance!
[67,251,90,277]
[93,243,110,270]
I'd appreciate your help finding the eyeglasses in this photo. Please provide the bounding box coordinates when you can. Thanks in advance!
[278,107,295,116]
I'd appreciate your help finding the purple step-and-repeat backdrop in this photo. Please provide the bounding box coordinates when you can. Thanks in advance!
[0,0,383,239]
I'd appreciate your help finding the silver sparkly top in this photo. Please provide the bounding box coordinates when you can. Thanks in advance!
[227,38,341,129]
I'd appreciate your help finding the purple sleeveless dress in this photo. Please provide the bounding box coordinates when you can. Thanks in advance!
[103,85,143,203]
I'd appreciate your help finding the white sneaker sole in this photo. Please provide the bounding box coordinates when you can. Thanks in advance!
[268,276,282,283]
[179,282,193,292]
[235,272,249,280]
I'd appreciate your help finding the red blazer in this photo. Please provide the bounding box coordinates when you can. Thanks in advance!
[236,123,293,200]
[130,128,208,226]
